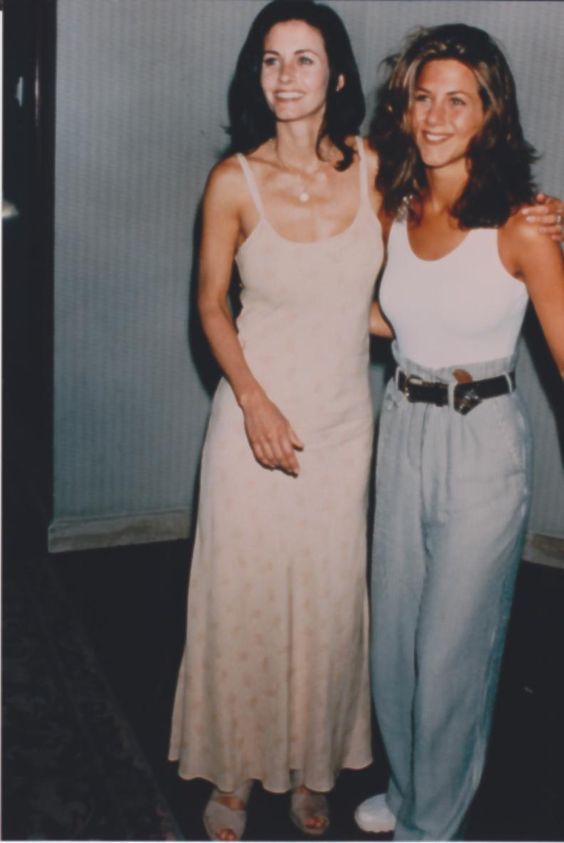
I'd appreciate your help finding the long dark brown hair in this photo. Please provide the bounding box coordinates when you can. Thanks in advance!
[226,0,365,171]
[369,23,538,227]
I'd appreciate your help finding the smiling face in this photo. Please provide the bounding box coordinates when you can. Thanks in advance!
[261,20,341,124]
[410,58,486,176]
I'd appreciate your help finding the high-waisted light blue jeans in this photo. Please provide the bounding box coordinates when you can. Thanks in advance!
[371,345,532,840]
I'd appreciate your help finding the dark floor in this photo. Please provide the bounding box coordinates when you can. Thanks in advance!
[3,540,564,840]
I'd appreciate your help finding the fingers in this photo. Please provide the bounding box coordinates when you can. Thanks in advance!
[535,224,564,242]
[535,221,562,231]
[274,437,301,476]
[242,394,304,475]
[288,425,305,451]
[521,204,564,243]
[521,193,556,217]
[267,425,301,475]
[249,425,303,475]
[521,206,551,218]
[252,440,277,471]
[252,440,300,475]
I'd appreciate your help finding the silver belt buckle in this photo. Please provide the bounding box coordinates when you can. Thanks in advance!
[402,374,423,402]
[454,385,481,415]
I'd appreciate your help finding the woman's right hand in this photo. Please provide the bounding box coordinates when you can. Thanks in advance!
[240,389,304,475]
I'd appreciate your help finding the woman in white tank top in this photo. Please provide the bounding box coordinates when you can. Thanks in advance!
[355,24,564,841]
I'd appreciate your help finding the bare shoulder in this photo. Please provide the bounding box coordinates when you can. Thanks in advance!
[205,155,246,201]
[499,207,563,279]
[500,206,562,258]
[500,207,557,249]
[499,209,544,245]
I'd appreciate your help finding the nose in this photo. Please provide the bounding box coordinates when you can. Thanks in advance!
[425,99,446,125]
[278,60,294,83]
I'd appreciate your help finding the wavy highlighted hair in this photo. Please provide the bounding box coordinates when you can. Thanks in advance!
[369,23,538,226]
[226,0,365,170]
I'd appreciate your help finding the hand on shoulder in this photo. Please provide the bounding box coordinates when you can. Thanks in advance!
[499,207,563,281]
[519,192,564,242]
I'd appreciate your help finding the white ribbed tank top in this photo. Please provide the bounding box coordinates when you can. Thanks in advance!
[379,219,529,368]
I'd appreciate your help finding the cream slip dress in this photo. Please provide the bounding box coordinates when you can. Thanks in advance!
[169,137,383,793]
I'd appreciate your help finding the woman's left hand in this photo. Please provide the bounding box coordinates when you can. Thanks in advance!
[521,193,564,242]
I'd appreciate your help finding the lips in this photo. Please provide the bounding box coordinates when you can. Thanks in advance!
[422,131,452,143]
[274,91,303,101]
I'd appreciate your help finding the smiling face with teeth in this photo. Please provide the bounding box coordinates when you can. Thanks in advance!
[260,20,342,125]
[409,59,486,178]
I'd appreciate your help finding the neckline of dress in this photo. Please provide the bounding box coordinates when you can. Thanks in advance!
[265,203,363,245]
[237,203,381,258]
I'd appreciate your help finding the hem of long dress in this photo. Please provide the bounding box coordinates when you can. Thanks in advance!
[167,754,374,794]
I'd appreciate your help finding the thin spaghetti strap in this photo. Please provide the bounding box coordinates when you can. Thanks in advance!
[355,136,369,204]
[236,153,265,217]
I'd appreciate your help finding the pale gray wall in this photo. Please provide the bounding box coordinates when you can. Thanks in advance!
[50,0,564,551]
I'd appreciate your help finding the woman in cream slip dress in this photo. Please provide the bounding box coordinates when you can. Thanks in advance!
[170,136,382,793]
[169,8,383,840]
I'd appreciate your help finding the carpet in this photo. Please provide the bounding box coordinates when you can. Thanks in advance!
[2,555,183,840]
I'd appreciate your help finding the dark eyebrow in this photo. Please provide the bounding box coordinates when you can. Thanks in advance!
[415,85,471,97]
[262,48,320,57]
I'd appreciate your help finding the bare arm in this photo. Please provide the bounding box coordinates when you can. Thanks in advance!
[198,159,303,474]
[502,214,564,375]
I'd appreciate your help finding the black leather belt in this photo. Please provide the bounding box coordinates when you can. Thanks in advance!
[396,369,516,415]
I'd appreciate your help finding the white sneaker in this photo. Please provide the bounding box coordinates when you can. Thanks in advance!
[354,793,397,833]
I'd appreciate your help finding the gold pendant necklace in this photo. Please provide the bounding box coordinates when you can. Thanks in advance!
[274,142,320,204]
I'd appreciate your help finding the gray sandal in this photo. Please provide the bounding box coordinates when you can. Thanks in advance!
[203,781,252,841]
[290,787,330,836]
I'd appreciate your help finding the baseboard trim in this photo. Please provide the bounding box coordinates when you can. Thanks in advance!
[523,532,564,571]
[48,517,564,568]
[48,509,192,553]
